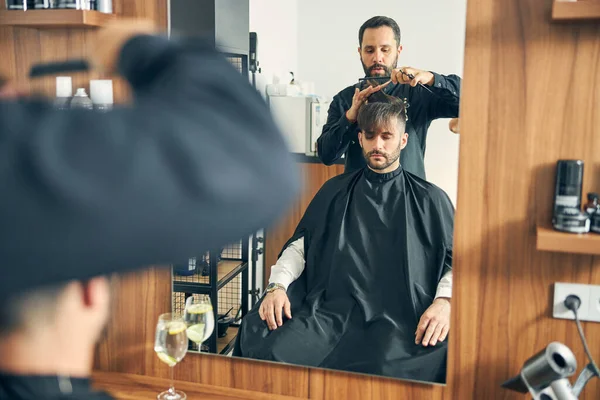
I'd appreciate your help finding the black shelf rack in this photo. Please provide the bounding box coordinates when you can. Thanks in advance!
[172,239,249,355]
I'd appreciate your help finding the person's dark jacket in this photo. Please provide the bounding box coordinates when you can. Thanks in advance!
[0,34,299,297]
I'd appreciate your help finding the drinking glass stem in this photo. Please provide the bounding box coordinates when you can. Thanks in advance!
[168,366,175,395]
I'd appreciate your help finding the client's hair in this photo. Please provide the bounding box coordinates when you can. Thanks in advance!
[0,283,67,336]
[357,93,408,134]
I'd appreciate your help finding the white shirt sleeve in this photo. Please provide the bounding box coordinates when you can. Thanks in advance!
[435,270,453,299]
[268,236,305,291]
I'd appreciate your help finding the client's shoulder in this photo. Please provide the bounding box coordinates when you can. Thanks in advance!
[403,170,453,206]
[321,169,360,190]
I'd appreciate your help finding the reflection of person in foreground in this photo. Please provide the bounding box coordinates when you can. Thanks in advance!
[0,278,114,399]
[234,97,454,383]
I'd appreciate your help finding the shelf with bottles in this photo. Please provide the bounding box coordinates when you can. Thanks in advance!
[0,1,114,28]
[552,0,600,22]
[536,224,600,256]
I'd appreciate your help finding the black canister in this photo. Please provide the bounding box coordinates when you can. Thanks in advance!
[6,0,36,10]
[553,160,584,216]
[591,213,600,234]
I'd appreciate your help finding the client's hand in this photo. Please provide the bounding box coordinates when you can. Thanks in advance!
[415,298,450,347]
[259,289,292,330]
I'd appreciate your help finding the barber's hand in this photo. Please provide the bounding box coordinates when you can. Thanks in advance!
[391,67,435,87]
[415,297,450,347]
[90,18,158,75]
[345,81,390,122]
[259,289,292,330]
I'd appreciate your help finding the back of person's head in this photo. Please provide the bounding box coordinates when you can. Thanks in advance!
[0,277,111,376]
[358,16,401,47]
[357,95,408,134]
[0,74,23,99]
[0,283,67,337]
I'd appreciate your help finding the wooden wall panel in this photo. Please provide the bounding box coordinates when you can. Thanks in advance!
[264,163,345,287]
[449,0,600,399]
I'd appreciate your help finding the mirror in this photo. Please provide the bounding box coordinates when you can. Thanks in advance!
[171,0,466,387]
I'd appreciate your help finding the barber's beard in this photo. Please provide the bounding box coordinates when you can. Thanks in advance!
[362,55,398,78]
[363,144,401,170]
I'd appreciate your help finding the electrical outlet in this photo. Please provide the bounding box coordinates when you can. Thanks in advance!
[587,285,600,323]
[553,282,590,320]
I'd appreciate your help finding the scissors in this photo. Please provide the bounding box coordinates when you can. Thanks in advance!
[358,69,434,95]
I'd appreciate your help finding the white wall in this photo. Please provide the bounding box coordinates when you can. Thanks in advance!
[249,0,299,98]
[295,0,466,205]
[249,0,299,289]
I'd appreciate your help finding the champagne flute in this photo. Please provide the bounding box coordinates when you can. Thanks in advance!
[154,313,188,400]
[183,295,215,348]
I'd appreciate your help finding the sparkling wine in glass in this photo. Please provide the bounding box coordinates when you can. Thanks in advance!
[154,313,188,400]
[183,295,215,347]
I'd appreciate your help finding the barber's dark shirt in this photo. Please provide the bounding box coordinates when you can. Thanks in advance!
[317,72,461,178]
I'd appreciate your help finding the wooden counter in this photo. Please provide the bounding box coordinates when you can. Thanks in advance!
[92,371,306,400]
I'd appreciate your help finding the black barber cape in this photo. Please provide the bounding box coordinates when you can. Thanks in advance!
[234,166,454,383]
[0,374,112,400]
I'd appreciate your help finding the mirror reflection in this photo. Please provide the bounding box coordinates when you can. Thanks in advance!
[171,0,465,386]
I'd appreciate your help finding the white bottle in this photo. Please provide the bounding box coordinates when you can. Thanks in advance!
[90,80,113,111]
[96,0,112,13]
[70,88,94,110]
[54,76,72,110]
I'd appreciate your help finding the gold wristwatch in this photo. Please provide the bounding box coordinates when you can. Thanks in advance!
[264,283,286,295]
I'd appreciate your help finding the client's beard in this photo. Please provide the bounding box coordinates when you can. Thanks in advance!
[363,144,401,170]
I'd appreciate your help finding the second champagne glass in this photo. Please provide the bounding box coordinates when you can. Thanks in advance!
[183,295,215,348]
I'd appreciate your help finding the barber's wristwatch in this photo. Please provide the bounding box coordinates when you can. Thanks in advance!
[264,283,286,295]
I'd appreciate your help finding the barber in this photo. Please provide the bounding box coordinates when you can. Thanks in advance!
[317,16,461,179]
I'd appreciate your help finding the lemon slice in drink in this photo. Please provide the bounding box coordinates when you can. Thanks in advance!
[168,321,187,335]
[187,303,213,314]
[186,323,206,343]
[156,352,177,367]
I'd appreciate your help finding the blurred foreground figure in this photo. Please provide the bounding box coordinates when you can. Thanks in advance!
[0,19,299,299]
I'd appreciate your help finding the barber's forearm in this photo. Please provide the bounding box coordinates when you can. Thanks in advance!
[429,72,461,100]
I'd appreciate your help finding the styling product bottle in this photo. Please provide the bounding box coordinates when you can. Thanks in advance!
[553,160,584,215]
[583,192,600,215]
[34,0,55,9]
[553,207,590,234]
[591,213,600,234]
[54,76,72,110]
[7,0,36,10]
[89,79,113,111]
[95,0,111,13]
[55,0,90,9]
[70,88,94,110]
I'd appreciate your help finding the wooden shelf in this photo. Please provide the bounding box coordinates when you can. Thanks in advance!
[0,9,115,28]
[552,0,600,21]
[217,326,239,354]
[536,225,600,255]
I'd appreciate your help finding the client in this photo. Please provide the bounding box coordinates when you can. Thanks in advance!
[234,96,454,383]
